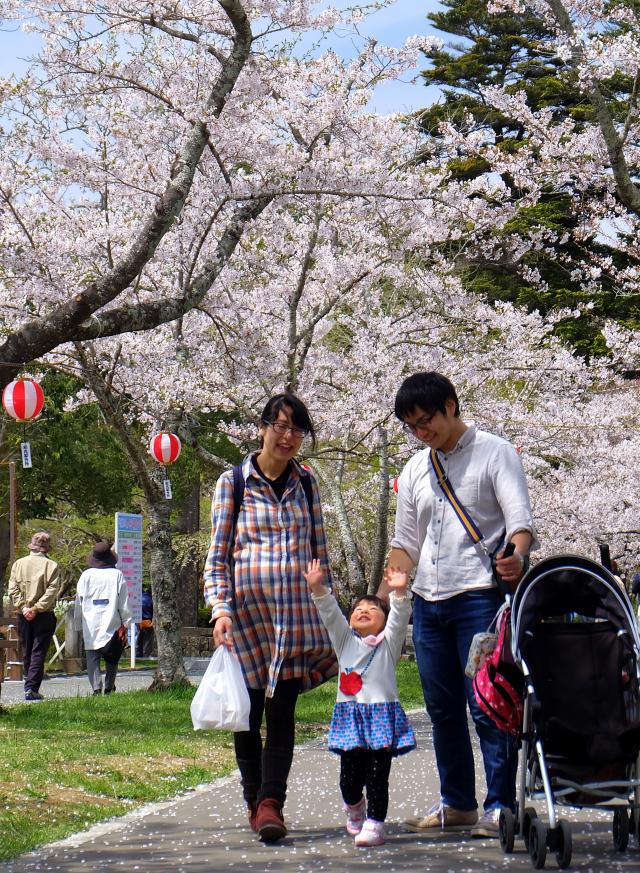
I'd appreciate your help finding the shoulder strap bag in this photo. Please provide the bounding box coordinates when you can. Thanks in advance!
[429,448,509,599]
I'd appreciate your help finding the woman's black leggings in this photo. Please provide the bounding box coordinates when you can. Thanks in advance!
[234,677,302,806]
[339,748,393,822]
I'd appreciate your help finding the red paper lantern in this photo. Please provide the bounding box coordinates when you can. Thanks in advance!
[149,432,181,465]
[2,379,45,421]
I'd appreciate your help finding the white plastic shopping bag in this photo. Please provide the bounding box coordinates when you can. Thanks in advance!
[190,645,250,731]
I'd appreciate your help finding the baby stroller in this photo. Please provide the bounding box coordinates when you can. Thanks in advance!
[497,555,640,869]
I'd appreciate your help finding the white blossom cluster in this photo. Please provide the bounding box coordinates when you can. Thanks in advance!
[0,1,638,578]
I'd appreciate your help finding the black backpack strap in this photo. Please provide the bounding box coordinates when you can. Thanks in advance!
[214,465,244,617]
[231,464,244,540]
[232,461,317,560]
[299,473,317,560]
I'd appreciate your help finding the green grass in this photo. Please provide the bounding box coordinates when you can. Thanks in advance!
[0,660,423,860]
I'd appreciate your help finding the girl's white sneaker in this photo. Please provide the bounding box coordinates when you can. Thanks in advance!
[354,818,385,847]
[344,797,366,835]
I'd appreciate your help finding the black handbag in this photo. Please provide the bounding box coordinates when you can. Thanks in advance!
[100,629,125,665]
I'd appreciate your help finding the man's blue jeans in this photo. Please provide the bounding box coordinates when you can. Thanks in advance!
[412,589,517,813]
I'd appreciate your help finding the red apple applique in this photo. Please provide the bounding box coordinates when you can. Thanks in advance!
[339,669,362,695]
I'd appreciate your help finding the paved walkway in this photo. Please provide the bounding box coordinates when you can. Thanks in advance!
[0,668,155,704]
[0,686,639,872]
[0,657,211,704]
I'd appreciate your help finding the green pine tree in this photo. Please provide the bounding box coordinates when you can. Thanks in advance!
[417,0,640,359]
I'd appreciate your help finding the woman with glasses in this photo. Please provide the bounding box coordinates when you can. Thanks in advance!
[203,393,336,843]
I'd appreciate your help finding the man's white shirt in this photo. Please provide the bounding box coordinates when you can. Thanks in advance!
[390,425,538,601]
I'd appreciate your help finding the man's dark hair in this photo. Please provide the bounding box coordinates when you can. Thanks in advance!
[394,371,460,421]
[348,594,390,622]
[260,392,317,450]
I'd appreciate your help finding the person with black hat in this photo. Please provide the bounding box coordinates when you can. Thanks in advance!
[74,541,132,694]
[8,531,59,701]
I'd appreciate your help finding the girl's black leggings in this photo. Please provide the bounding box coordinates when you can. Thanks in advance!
[339,748,393,822]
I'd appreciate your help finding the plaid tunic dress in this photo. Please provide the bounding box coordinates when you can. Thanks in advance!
[203,454,337,697]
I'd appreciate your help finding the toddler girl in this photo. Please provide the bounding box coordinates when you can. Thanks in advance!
[305,561,415,847]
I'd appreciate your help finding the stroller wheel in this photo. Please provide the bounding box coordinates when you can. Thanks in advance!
[499,807,515,853]
[612,808,629,852]
[529,818,547,869]
[554,820,572,869]
[523,807,538,851]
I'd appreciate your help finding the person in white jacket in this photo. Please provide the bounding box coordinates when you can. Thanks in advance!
[305,560,415,848]
[75,541,132,695]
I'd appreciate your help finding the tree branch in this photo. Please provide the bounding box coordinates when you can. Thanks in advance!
[0,0,253,385]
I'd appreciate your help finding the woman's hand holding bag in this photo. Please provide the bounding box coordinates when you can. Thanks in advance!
[190,645,250,732]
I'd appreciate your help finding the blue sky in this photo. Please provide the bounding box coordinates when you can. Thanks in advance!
[0,1,444,114]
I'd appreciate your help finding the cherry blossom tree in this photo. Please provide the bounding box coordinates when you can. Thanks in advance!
[2,3,638,683]
[0,0,444,682]
[129,199,639,598]
[2,1,435,388]
[57,185,640,650]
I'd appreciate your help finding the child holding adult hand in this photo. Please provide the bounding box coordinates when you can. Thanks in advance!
[304,560,416,847]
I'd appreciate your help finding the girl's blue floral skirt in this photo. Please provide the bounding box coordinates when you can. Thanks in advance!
[328,701,416,755]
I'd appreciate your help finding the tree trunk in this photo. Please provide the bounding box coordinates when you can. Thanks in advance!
[368,427,389,594]
[0,424,13,607]
[315,454,365,603]
[0,515,9,612]
[76,344,188,688]
[173,477,201,627]
[148,494,188,688]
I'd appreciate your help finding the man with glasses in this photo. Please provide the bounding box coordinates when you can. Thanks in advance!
[380,372,537,838]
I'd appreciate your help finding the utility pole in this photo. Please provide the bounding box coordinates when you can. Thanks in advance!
[8,460,16,565]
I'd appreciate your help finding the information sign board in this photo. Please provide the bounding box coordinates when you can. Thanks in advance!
[114,512,143,623]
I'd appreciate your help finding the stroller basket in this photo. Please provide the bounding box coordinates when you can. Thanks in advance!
[522,620,640,767]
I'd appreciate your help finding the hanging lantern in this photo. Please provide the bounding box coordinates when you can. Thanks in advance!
[2,379,45,469]
[149,432,181,500]
[389,476,399,494]
[2,379,45,421]
[149,432,181,465]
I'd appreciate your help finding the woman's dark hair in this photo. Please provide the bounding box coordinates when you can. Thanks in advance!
[394,371,460,421]
[348,594,390,623]
[260,392,317,450]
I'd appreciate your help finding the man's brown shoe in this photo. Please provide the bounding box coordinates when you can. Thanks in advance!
[405,801,478,832]
[256,798,287,843]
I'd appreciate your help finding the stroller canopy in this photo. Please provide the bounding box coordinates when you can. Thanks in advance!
[511,554,640,660]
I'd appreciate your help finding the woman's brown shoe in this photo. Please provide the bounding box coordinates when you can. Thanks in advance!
[248,801,258,832]
[256,798,287,842]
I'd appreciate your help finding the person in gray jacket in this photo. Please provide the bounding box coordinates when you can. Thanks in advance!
[75,541,132,695]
